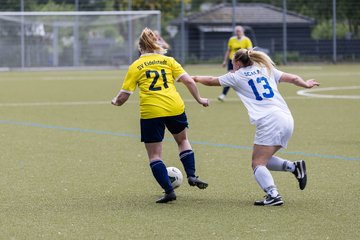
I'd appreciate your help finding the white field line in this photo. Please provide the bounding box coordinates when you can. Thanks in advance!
[2,85,359,108]
[0,76,117,81]
[0,101,110,107]
[297,86,360,99]
[0,96,317,107]
[302,71,360,77]
[8,69,359,80]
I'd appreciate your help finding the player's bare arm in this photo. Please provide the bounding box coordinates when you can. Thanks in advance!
[280,73,320,88]
[192,76,221,86]
[179,74,209,107]
[111,91,130,106]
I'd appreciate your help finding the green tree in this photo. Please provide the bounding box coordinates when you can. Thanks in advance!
[311,20,351,39]
[33,0,106,11]
[0,0,39,11]
[338,0,360,38]
[28,0,73,11]
[114,0,190,39]
[0,0,20,11]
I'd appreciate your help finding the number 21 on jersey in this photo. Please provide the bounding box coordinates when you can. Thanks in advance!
[247,76,274,101]
[146,69,168,91]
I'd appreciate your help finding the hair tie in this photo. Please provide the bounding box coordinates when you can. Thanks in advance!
[247,50,252,57]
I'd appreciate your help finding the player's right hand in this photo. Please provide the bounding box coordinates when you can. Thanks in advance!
[199,98,209,107]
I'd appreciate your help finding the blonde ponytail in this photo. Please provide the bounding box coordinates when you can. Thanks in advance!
[248,50,275,72]
[138,27,167,54]
[233,49,275,73]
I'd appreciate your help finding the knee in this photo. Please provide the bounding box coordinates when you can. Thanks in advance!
[251,161,257,170]
[252,159,266,170]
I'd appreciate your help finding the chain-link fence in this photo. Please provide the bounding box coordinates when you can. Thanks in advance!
[0,0,359,69]
[0,11,160,69]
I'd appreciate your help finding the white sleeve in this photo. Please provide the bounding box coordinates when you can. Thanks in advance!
[218,72,236,87]
[272,68,284,84]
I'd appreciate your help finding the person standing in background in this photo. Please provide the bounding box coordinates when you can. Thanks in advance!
[219,25,253,101]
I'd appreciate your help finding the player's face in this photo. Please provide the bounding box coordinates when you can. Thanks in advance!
[235,28,243,37]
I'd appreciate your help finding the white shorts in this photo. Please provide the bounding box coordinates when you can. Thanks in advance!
[254,111,294,148]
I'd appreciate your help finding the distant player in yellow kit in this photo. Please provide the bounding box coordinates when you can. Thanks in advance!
[111,28,209,203]
[219,25,253,101]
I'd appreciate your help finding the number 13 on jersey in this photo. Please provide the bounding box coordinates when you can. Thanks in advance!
[247,76,274,101]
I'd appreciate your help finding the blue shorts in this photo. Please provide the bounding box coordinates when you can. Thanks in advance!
[140,112,189,143]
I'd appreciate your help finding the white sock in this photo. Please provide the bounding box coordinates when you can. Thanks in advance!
[267,156,295,172]
[254,165,278,197]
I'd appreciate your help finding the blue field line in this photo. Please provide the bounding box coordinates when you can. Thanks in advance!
[0,119,139,139]
[190,140,253,150]
[1,119,359,161]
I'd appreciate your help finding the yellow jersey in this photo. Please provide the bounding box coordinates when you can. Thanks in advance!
[228,36,253,59]
[121,53,186,119]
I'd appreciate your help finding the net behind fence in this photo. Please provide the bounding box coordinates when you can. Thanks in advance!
[0,11,160,69]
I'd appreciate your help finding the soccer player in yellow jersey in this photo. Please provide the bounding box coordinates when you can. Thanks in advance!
[111,28,209,203]
[219,25,253,101]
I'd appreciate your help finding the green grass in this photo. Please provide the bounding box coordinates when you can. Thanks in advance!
[0,64,359,239]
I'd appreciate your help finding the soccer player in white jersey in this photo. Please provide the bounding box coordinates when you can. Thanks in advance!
[192,49,319,206]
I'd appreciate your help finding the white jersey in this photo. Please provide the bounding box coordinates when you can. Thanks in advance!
[218,65,291,124]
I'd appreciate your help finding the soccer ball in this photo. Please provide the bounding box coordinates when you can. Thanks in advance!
[167,167,183,189]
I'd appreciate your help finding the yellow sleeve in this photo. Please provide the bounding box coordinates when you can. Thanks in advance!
[121,65,138,93]
[170,58,186,81]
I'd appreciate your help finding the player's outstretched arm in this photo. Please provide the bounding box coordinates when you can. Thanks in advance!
[192,76,221,86]
[178,74,209,107]
[111,91,130,106]
[280,73,320,88]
